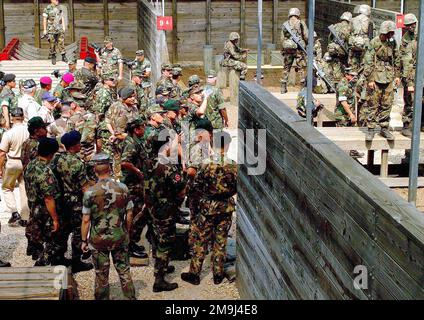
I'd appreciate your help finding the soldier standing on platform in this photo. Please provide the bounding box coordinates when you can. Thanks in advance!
[97,37,124,83]
[280,8,309,94]
[43,0,67,65]
[221,32,249,81]
[132,50,152,97]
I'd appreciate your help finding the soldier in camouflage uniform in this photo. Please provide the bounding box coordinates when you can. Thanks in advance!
[67,92,98,162]
[280,8,309,94]
[156,63,174,93]
[97,36,124,82]
[314,32,322,61]
[129,70,148,114]
[296,77,324,120]
[204,70,227,129]
[364,21,401,142]
[120,118,149,260]
[81,153,136,300]
[74,57,99,97]
[43,0,67,65]
[326,12,352,86]
[0,74,16,130]
[182,75,201,99]
[181,130,237,285]
[34,77,53,105]
[334,68,358,127]
[50,130,93,273]
[132,50,152,98]
[49,99,71,142]
[398,13,418,137]
[104,87,139,177]
[221,32,248,80]
[170,65,183,99]
[24,138,68,266]
[53,72,74,102]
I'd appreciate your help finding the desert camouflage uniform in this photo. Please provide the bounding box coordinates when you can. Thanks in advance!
[51,152,89,261]
[100,48,123,79]
[67,110,98,162]
[204,84,225,130]
[348,13,372,72]
[221,41,248,78]
[189,154,237,276]
[43,4,65,57]
[24,157,65,265]
[280,17,309,85]
[314,38,323,61]
[83,178,136,300]
[363,36,400,130]
[327,20,351,84]
[334,77,356,127]
[145,156,186,277]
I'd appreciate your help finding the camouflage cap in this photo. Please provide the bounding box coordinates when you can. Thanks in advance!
[136,50,144,56]
[155,86,170,96]
[104,36,113,43]
[11,107,24,118]
[146,104,167,118]
[188,75,201,87]
[65,81,85,91]
[68,57,77,65]
[207,69,217,78]
[189,84,204,95]
[91,152,111,164]
[70,91,88,105]
[161,63,173,71]
[172,67,183,76]
[126,117,146,133]
[102,71,116,81]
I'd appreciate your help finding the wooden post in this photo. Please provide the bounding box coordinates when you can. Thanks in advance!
[0,0,5,49]
[367,150,375,168]
[34,0,41,48]
[272,0,278,45]
[206,0,211,45]
[172,0,178,63]
[240,0,246,48]
[103,0,109,37]
[380,150,389,178]
[68,0,75,43]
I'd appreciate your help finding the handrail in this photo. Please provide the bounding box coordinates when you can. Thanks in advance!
[0,38,20,61]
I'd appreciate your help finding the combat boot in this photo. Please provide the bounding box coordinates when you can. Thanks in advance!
[181,272,200,285]
[402,125,412,138]
[0,260,11,267]
[213,274,225,285]
[165,265,175,274]
[280,82,287,94]
[51,255,72,267]
[365,128,376,142]
[153,275,178,292]
[380,128,394,141]
[176,215,190,225]
[8,212,21,227]
[72,260,93,274]
[51,54,56,65]
[62,54,68,63]
[129,242,147,257]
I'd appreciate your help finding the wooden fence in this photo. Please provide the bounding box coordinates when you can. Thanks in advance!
[237,81,424,300]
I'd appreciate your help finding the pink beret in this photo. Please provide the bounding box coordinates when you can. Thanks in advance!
[40,76,52,85]
[62,73,74,84]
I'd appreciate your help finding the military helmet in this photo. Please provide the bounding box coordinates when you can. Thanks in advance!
[358,4,371,16]
[404,13,418,26]
[288,8,301,18]
[380,20,396,35]
[229,32,240,41]
[188,74,201,87]
[340,12,352,22]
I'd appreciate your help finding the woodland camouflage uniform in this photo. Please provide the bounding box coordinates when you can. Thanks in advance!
[43,3,66,58]
[334,77,356,127]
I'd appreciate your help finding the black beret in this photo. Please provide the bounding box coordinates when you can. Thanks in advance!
[38,137,59,157]
[85,57,97,64]
[61,130,82,148]
[195,118,214,132]
[120,87,135,100]
[3,74,16,83]
[23,79,37,89]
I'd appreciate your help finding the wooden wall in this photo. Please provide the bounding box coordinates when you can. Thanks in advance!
[3,0,138,58]
[237,81,424,300]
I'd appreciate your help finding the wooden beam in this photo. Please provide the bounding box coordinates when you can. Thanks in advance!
[206,0,211,45]
[172,0,178,63]
[240,0,246,47]
[0,0,4,49]
[68,0,75,43]
[272,0,278,45]
[103,0,109,37]
[34,0,40,48]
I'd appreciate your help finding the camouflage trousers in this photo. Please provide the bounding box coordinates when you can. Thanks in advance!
[281,51,306,84]
[356,77,369,127]
[348,50,365,73]
[367,82,395,130]
[25,205,68,264]
[149,201,177,277]
[224,59,248,78]
[64,203,84,261]
[327,58,345,84]
[128,185,147,244]
[48,32,65,57]
[189,213,232,276]
[91,246,136,300]
[402,79,414,128]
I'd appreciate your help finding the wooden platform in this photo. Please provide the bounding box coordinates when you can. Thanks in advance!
[0,266,71,300]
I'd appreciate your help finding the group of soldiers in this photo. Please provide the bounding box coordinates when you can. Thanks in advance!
[0,28,237,298]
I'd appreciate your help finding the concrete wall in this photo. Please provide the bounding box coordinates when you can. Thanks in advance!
[236,81,424,299]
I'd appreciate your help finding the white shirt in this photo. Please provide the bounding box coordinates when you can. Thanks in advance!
[19,94,41,123]
[0,123,29,158]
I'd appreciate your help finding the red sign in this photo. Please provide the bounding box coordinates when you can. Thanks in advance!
[396,14,405,28]
[157,16,173,31]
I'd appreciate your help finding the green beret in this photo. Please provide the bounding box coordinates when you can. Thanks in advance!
[163,99,180,112]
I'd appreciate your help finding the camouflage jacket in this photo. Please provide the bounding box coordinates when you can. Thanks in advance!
[223,41,247,64]
[156,76,173,92]
[335,77,355,121]
[281,18,309,49]
[49,116,69,140]
[121,134,148,188]
[169,83,183,99]
[92,86,115,116]
[363,36,400,84]
[100,47,123,76]
[43,4,64,34]
[128,82,146,112]
[398,29,417,75]
[204,84,225,129]
[0,86,15,113]
[193,154,237,215]
[314,39,323,61]
[34,88,49,106]
[74,67,99,96]
[402,40,417,86]
[24,157,61,210]
[53,83,69,101]
[105,101,139,135]
[83,177,133,251]
[329,20,351,45]
[350,14,372,37]
[50,152,89,206]
[67,109,98,156]
[21,137,39,170]
[132,58,152,84]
